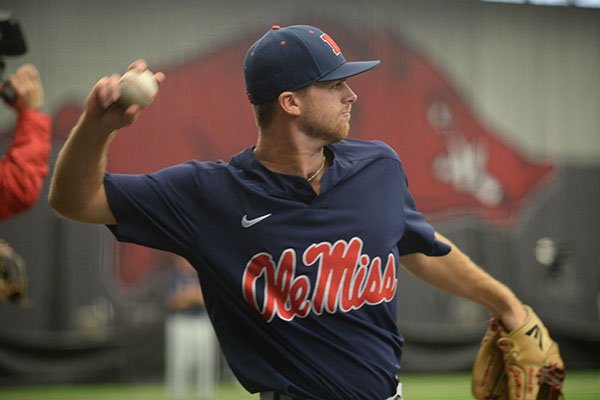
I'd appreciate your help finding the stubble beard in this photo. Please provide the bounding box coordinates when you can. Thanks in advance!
[299,103,350,144]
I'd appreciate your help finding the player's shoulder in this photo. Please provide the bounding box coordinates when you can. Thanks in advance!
[332,139,400,162]
[137,159,235,188]
[156,159,230,176]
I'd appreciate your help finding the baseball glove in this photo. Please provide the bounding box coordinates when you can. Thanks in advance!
[472,305,565,400]
[0,240,30,306]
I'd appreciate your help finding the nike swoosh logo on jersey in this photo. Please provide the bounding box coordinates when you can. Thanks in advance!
[241,213,272,228]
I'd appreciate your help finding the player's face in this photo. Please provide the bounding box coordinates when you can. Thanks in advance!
[298,80,358,143]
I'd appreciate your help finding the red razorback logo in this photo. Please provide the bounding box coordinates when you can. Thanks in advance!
[242,237,397,322]
[320,33,342,55]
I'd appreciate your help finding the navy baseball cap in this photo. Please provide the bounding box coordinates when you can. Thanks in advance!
[244,24,380,104]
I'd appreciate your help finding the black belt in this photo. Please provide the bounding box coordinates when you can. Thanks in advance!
[260,393,304,400]
[260,381,403,400]
[260,394,297,400]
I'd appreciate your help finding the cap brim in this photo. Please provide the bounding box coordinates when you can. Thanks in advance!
[317,60,380,82]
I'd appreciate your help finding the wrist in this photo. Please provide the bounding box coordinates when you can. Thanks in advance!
[498,303,527,331]
[18,108,44,117]
[78,112,117,139]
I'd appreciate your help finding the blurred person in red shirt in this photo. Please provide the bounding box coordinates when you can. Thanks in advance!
[0,63,51,220]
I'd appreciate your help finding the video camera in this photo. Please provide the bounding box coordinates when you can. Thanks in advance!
[0,12,28,104]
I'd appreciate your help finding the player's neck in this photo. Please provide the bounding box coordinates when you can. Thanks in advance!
[254,129,328,182]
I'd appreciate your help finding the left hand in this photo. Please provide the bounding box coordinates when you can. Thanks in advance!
[497,304,527,331]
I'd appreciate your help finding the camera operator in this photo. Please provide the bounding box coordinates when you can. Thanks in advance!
[0,14,49,306]
[0,63,51,220]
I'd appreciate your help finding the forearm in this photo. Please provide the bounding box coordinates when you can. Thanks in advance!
[48,114,116,223]
[401,233,525,328]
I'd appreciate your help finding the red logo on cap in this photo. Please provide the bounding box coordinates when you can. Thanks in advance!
[320,33,341,56]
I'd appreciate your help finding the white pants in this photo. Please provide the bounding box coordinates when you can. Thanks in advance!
[165,313,217,400]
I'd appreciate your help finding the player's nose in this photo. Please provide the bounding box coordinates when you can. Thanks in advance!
[343,82,358,104]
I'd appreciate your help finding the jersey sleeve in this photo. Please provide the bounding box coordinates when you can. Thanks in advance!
[103,161,209,255]
[396,161,451,257]
[0,110,52,220]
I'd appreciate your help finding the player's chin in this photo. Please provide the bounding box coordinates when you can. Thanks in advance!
[324,128,348,144]
[337,123,351,141]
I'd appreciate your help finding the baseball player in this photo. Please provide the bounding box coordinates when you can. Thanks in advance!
[49,25,563,400]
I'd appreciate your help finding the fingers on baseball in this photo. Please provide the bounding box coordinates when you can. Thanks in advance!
[124,103,141,120]
[107,73,122,103]
[127,59,149,74]
[95,75,121,109]
[153,71,166,85]
[127,59,166,85]
[95,78,112,109]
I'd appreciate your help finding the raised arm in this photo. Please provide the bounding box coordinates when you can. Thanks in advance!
[48,60,164,224]
[0,64,51,219]
[399,232,526,330]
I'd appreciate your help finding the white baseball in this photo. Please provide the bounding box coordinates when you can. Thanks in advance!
[118,69,159,109]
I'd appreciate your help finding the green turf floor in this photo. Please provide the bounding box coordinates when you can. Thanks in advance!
[0,371,597,399]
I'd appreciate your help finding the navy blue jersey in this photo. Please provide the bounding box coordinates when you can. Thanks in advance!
[104,139,450,400]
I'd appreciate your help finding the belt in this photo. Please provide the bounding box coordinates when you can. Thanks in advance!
[260,381,403,400]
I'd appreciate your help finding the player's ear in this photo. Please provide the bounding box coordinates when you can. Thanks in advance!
[278,91,302,117]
